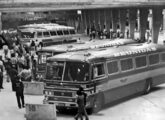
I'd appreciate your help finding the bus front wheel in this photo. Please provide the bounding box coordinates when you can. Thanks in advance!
[92,93,104,113]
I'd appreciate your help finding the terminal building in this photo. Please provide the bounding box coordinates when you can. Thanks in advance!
[1,0,165,43]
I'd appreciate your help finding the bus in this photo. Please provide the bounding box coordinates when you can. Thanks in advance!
[36,38,137,80]
[43,42,165,113]
[17,23,81,47]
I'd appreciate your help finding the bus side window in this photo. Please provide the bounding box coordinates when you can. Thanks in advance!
[50,31,57,36]
[92,63,105,79]
[161,52,165,62]
[57,30,63,36]
[37,32,42,38]
[120,58,133,71]
[43,31,50,37]
[149,53,159,65]
[63,30,69,35]
[69,29,75,34]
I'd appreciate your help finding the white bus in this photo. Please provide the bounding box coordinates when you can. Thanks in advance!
[17,23,80,47]
[43,42,165,113]
[36,38,137,80]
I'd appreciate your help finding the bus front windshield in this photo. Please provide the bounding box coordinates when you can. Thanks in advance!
[63,62,90,82]
[46,61,90,82]
[20,32,35,38]
[46,61,64,80]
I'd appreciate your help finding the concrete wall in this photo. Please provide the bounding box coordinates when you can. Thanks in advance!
[23,82,44,95]
[25,103,56,120]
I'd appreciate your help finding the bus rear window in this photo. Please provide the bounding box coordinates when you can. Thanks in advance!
[38,52,52,64]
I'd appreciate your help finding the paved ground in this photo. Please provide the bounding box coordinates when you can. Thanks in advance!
[1,80,165,120]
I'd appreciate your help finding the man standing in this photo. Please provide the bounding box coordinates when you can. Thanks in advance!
[74,86,89,120]
[15,77,25,109]
[0,55,4,89]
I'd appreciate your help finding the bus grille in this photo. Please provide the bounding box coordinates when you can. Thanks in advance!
[48,96,75,102]
[37,65,46,71]
[54,91,72,97]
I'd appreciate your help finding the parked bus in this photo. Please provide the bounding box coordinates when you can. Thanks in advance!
[36,38,137,80]
[43,42,165,113]
[17,23,80,47]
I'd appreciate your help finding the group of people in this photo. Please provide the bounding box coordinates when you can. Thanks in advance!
[87,24,126,40]
[0,32,39,109]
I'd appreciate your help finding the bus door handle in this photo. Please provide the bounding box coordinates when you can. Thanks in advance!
[120,78,127,83]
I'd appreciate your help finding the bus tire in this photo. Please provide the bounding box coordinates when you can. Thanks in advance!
[92,93,104,113]
[144,79,152,94]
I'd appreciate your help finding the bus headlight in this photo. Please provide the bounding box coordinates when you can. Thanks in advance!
[49,91,52,95]
[45,91,48,95]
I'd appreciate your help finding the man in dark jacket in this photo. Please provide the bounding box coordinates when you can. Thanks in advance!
[15,77,25,109]
[0,56,4,89]
[8,67,18,91]
[74,86,89,120]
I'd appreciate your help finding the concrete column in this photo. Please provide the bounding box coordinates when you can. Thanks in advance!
[94,10,99,29]
[88,10,94,28]
[99,9,105,30]
[81,10,87,33]
[0,12,2,31]
[86,10,90,29]
[129,8,137,39]
[137,10,140,32]
[119,9,127,34]
[139,8,149,41]
[112,9,119,32]
[152,8,163,43]
[105,9,112,31]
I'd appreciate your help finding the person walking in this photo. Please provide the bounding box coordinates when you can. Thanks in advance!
[15,77,25,109]
[0,56,4,89]
[74,86,89,120]
[8,67,18,91]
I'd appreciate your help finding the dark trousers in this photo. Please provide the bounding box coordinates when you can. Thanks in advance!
[0,75,3,88]
[75,106,89,120]
[16,92,25,108]
[11,78,16,91]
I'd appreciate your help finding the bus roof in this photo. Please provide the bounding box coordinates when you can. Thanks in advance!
[47,43,165,62]
[18,23,75,33]
[38,38,137,53]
